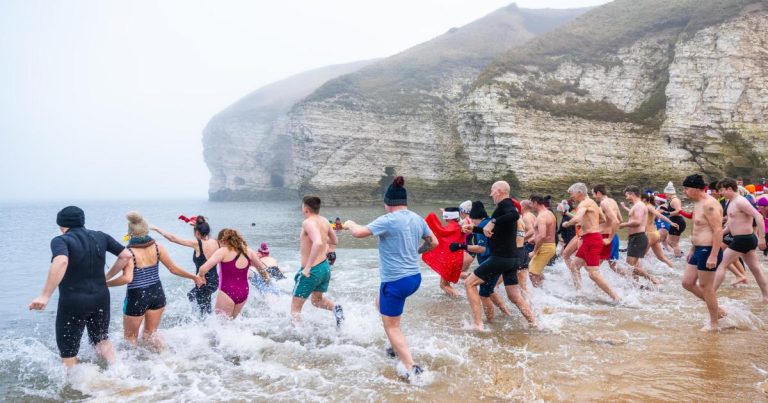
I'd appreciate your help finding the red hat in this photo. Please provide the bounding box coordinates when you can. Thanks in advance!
[657,193,667,200]
[757,185,765,195]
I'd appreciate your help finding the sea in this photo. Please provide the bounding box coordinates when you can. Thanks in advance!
[1,199,767,402]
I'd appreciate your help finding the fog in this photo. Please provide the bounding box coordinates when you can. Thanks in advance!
[0,0,611,202]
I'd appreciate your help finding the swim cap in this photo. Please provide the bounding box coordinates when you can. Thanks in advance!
[459,200,472,214]
[664,181,676,194]
[258,242,269,255]
[757,197,768,207]
[56,206,85,228]
[682,174,706,190]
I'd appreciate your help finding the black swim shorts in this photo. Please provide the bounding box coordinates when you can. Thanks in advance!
[728,234,758,254]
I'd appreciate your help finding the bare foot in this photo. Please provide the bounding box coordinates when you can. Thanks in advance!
[471,324,485,331]
[731,277,748,287]
[700,322,719,332]
[718,308,728,319]
[442,286,460,298]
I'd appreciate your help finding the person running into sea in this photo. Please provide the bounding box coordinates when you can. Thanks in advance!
[196,229,269,319]
[344,176,437,381]
[106,212,202,349]
[713,178,768,300]
[290,195,344,327]
[679,174,726,331]
[618,187,660,285]
[462,181,537,330]
[519,200,536,292]
[249,243,283,297]
[424,207,465,297]
[29,206,132,368]
[528,195,557,287]
[452,201,512,321]
[662,182,687,257]
[151,216,220,316]
[629,193,678,268]
[561,183,620,301]
[592,184,622,273]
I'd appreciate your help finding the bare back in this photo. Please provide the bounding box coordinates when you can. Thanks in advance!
[645,204,657,233]
[523,212,536,242]
[300,214,331,267]
[200,238,220,260]
[691,195,723,246]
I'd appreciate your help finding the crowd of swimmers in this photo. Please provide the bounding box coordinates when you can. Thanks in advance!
[29,174,768,381]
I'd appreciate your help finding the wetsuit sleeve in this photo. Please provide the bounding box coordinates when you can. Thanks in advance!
[102,232,126,256]
[491,201,520,225]
[366,215,390,237]
[50,237,68,262]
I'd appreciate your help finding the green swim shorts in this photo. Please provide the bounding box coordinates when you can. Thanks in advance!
[292,260,331,299]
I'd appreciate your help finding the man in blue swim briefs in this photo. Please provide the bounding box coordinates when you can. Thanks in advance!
[344,176,437,381]
[679,174,725,331]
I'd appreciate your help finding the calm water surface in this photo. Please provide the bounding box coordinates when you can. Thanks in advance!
[1,200,767,401]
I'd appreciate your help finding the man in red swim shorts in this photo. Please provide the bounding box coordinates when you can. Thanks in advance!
[562,183,620,301]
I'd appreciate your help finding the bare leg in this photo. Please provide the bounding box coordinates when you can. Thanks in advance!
[742,251,768,302]
[123,315,144,346]
[231,302,247,319]
[659,230,670,251]
[310,291,336,311]
[668,235,682,258]
[94,340,116,365]
[142,308,165,351]
[464,274,486,330]
[216,292,237,319]
[517,269,529,295]
[627,256,660,285]
[290,296,308,322]
[585,266,619,301]
[650,241,674,268]
[382,315,414,371]
[569,257,585,290]
[62,357,77,368]
[440,278,460,298]
[530,273,544,288]
[504,284,537,326]
[490,292,511,315]
[697,270,720,330]
[682,264,727,319]
[714,248,744,291]
[728,261,748,287]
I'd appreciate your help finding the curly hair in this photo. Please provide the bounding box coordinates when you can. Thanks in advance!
[217,228,247,256]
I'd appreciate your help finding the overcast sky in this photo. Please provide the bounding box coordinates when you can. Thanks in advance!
[0,0,611,202]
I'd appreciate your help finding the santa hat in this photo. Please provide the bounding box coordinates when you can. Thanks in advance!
[757,185,765,195]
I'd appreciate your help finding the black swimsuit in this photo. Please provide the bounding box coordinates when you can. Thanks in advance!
[187,238,219,315]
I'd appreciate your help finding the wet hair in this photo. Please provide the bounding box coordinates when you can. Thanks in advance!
[592,184,608,196]
[530,194,552,207]
[640,193,654,204]
[717,178,738,192]
[194,215,210,237]
[624,186,641,197]
[302,195,321,214]
[218,228,247,256]
[568,183,588,195]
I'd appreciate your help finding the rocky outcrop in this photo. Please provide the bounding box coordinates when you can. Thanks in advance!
[205,1,768,204]
[204,60,376,201]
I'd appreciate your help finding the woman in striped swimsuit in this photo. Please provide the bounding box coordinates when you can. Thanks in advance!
[107,212,201,350]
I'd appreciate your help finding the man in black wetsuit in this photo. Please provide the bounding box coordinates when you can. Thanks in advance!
[29,206,132,368]
[462,181,537,330]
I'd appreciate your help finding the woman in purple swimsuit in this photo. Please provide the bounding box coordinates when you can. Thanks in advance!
[197,229,269,319]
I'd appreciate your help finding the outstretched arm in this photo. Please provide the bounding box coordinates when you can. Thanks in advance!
[105,248,133,281]
[151,225,197,248]
[107,260,135,287]
[246,248,270,281]
[344,220,373,238]
[197,247,226,278]
[158,244,197,281]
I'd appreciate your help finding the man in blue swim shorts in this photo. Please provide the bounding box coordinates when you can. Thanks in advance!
[679,174,725,331]
[344,176,437,381]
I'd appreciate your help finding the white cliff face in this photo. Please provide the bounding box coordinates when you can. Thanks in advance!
[661,11,768,169]
[456,11,768,191]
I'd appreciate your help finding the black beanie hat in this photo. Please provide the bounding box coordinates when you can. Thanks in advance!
[384,176,407,206]
[683,174,706,189]
[56,206,85,228]
[469,201,488,219]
